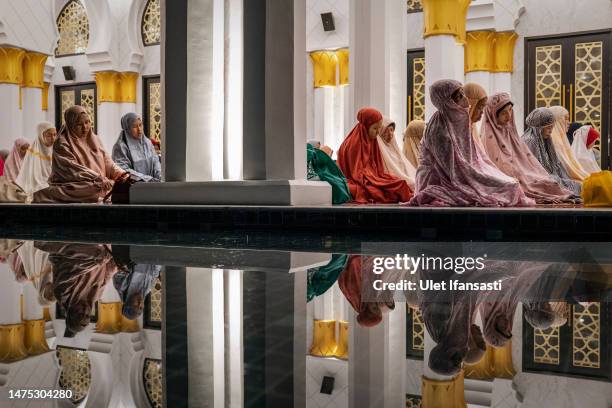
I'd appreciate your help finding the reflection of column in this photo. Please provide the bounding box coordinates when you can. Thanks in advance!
[21,52,48,140]
[422,0,469,120]
[422,331,466,408]
[224,269,243,408]
[95,71,139,151]
[0,262,27,362]
[348,305,406,407]
[0,47,25,150]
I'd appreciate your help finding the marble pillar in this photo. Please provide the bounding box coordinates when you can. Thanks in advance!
[131,0,331,205]
[348,0,407,142]
[0,47,25,150]
[421,0,469,120]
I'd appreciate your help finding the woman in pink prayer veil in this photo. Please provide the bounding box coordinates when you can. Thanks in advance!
[408,79,534,207]
[481,93,576,203]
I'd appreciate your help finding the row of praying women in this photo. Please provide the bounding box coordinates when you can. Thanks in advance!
[0,107,161,204]
[328,78,605,206]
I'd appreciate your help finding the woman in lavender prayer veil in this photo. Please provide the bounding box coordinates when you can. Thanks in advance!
[408,79,533,207]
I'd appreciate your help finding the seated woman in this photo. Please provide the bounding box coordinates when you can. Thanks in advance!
[463,82,488,152]
[377,118,416,189]
[34,106,126,203]
[112,113,161,182]
[571,125,601,174]
[307,143,351,204]
[481,93,576,203]
[4,138,30,182]
[522,107,582,195]
[403,120,425,168]
[409,79,533,207]
[549,106,590,181]
[15,122,56,197]
[337,108,412,203]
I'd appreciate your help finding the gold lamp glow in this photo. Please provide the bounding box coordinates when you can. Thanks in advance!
[0,323,28,363]
[464,31,495,73]
[334,320,348,359]
[456,0,472,44]
[24,319,50,355]
[309,51,338,88]
[336,48,349,86]
[422,0,461,38]
[309,319,337,357]
[96,302,122,334]
[493,32,519,73]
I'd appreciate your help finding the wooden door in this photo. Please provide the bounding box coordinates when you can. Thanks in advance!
[407,49,426,125]
[54,82,97,133]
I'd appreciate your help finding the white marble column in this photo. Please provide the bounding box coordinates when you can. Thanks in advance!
[132,0,331,205]
[22,283,43,321]
[97,102,119,151]
[349,0,407,139]
[493,72,512,95]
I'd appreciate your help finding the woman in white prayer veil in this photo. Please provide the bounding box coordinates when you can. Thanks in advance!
[17,241,54,306]
[15,122,56,198]
[377,118,417,190]
[571,125,601,175]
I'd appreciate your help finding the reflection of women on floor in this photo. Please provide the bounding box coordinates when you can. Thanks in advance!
[35,242,117,337]
[112,113,162,182]
[338,256,395,327]
[337,108,413,203]
[17,241,54,306]
[306,254,348,302]
[15,122,56,197]
[522,107,582,196]
[34,106,126,203]
[113,264,162,320]
[481,93,575,203]
[409,79,533,207]
[377,118,417,189]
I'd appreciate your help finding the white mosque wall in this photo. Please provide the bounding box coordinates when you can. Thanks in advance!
[0,0,57,54]
[511,0,612,132]
[406,11,425,51]
[306,0,349,52]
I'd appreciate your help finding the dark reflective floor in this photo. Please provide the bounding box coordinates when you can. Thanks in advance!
[0,237,610,407]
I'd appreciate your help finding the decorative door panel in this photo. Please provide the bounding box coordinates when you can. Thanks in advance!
[143,76,162,148]
[407,49,426,124]
[406,305,425,359]
[526,30,611,169]
[523,301,610,381]
[54,82,97,133]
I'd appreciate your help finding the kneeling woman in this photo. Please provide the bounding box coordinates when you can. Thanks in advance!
[34,106,126,203]
[337,108,412,203]
[480,93,576,203]
[409,79,533,207]
[112,113,161,182]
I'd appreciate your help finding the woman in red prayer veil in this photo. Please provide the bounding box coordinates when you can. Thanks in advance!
[337,108,413,203]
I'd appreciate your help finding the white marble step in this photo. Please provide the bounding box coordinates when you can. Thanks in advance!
[465,390,492,407]
[464,378,493,407]
[464,378,494,393]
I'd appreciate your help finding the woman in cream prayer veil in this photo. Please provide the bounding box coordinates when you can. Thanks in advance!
[16,122,56,197]
[403,120,425,168]
[377,118,417,189]
[548,106,590,180]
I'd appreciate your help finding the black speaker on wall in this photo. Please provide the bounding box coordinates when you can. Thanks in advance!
[320,376,335,395]
[62,66,76,81]
[321,12,335,32]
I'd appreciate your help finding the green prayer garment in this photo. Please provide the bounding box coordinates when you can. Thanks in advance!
[306,144,352,204]
[307,254,349,302]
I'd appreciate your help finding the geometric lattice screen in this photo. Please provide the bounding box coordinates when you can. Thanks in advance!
[574,41,603,150]
[407,0,423,13]
[56,346,92,404]
[144,358,162,408]
[55,0,89,57]
[142,0,161,46]
[535,45,563,108]
[412,57,426,121]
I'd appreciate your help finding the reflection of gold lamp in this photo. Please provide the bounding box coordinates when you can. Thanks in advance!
[43,306,51,322]
[24,319,50,355]
[492,341,516,379]
[334,320,349,359]
[121,314,140,333]
[464,345,494,380]
[0,323,28,362]
[310,320,337,357]
[422,370,466,408]
[96,302,122,334]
